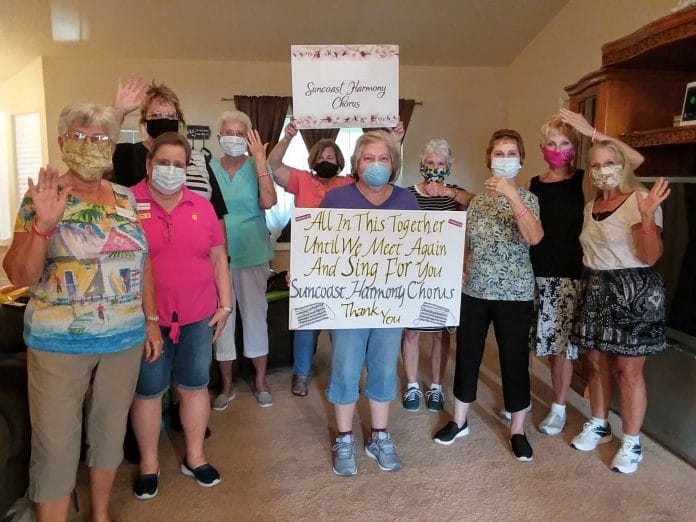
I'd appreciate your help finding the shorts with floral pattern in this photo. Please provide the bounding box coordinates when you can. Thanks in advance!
[530,277,581,360]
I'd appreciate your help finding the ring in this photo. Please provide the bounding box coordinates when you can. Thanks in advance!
[36,187,42,193]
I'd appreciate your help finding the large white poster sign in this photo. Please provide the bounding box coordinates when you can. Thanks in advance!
[289,208,466,330]
[291,44,399,129]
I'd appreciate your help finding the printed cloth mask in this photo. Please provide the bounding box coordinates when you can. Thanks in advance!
[220,136,247,157]
[313,161,340,179]
[542,146,575,169]
[490,157,521,178]
[590,164,623,190]
[146,118,179,139]
[151,165,187,195]
[61,139,113,181]
[419,164,451,183]
[363,162,391,188]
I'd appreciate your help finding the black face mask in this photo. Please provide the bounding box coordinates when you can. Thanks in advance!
[146,118,179,139]
[313,161,339,179]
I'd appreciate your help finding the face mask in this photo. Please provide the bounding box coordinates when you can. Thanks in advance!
[420,165,450,183]
[151,165,187,195]
[590,164,623,190]
[490,157,521,178]
[542,146,575,169]
[220,136,247,157]
[363,162,391,188]
[146,118,179,139]
[61,139,113,181]
[313,161,339,179]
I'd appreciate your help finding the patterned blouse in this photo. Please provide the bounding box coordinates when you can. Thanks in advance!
[463,188,539,301]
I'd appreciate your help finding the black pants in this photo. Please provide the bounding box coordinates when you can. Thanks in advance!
[454,293,533,413]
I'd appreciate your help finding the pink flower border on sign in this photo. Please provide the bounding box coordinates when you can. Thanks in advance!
[291,45,399,60]
[294,113,399,129]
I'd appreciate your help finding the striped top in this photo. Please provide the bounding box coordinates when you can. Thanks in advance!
[407,184,462,211]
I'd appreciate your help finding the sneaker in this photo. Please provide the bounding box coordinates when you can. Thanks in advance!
[402,386,423,412]
[538,411,566,436]
[433,420,470,445]
[611,438,643,474]
[365,431,402,471]
[332,434,358,477]
[510,434,534,461]
[570,421,613,451]
[133,471,159,500]
[180,459,221,488]
[212,390,236,411]
[499,403,532,421]
[291,374,309,397]
[255,390,274,407]
[425,388,444,412]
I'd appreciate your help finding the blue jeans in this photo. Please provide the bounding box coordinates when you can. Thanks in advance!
[327,328,402,405]
[293,329,319,376]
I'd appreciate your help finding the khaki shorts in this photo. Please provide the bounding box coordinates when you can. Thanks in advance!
[27,344,143,503]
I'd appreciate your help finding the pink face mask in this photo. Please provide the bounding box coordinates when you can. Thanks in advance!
[542,146,575,169]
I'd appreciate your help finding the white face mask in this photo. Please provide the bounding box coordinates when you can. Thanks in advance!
[490,157,521,178]
[220,136,247,157]
[590,164,623,190]
[151,165,186,195]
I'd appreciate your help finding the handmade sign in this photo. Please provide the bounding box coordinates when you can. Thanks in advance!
[291,44,399,129]
[289,208,466,329]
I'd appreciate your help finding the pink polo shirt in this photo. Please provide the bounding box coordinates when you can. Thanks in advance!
[132,180,224,327]
[286,167,354,208]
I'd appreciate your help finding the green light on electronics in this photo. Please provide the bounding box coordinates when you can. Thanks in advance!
[691,96,696,104]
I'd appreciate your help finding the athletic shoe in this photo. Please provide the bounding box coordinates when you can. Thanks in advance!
[212,390,236,411]
[510,434,534,461]
[570,421,613,451]
[433,420,470,445]
[180,459,221,488]
[499,403,532,421]
[425,388,445,412]
[133,471,159,500]
[365,431,402,471]
[255,390,274,407]
[291,374,309,397]
[332,434,358,477]
[611,439,643,474]
[402,386,423,412]
[538,411,566,436]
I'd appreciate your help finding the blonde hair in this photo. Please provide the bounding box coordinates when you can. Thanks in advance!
[140,82,185,126]
[540,115,579,148]
[584,140,645,202]
[217,110,252,133]
[349,130,401,182]
[58,102,120,142]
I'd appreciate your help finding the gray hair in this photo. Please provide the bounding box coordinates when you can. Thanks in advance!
[349,130,402,182]
[217,110,252,133]
[419,139,453,168]
[58,102,119,142]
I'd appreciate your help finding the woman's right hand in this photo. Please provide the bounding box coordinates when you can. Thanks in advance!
[284,120,298,141]
[559,108,594,137]
[28,166,71,231]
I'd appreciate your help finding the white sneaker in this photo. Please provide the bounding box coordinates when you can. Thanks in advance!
[611,438,643,474]
[570,421,613,451]
[538,410,566,435]
[499,403,532,421]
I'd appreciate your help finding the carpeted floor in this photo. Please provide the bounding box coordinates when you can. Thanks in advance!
[72,332,695,521]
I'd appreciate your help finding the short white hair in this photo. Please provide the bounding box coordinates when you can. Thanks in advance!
[419,139,453,167]
[217,110,252,133]
[58,102,119,142]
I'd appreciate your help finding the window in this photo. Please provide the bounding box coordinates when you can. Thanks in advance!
[0,111,10,240]
[13,112,42,210]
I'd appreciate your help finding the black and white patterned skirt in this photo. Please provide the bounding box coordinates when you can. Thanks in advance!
[531,277,581,360]
[571,267,666,356]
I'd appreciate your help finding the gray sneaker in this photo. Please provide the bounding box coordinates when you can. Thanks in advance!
[538,410,566,435]
[332,435,357,477]
[212,390,236,411]
[365,431,402,472]
[255,390,274,408]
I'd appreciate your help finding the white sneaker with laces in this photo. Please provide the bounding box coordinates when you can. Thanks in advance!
[570,421,613,451]
[611,438,643,474]
[538,410,566,435]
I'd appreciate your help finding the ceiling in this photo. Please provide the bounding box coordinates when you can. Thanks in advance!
[0,0,570,83]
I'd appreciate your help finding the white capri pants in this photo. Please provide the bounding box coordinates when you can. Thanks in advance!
[214,262,270,361]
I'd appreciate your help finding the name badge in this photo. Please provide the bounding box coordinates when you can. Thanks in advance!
[138,212,151,219]
[137,202,151,211]
[115,206,136,219]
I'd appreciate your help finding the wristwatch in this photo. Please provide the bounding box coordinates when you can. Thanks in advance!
[146,314,160,322]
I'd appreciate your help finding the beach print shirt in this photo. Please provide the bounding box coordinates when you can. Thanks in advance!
[16,182,148,354]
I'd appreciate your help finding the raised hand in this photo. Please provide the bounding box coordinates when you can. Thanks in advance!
[484,175,518,200]
[389,120,405,143]
[638,177,671,220]
[246,129,269,160]
[284,119,298,140]
[28,166,71,231]
[559,108,594,137]
[113,75,148,115]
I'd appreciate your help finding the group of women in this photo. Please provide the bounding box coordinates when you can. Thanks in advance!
[2,74,669,519]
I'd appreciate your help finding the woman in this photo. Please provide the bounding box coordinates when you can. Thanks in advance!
[319,130,419,476]
[129,132,232,498]
[401,139,473,413]
[570,140,669,474]
[211,111,277,408]
[2,103,162,521]
[433,129,543,461]
[268,120,353,397]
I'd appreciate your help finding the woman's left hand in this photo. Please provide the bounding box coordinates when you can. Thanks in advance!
[559,108,594,137]
[143,322,163,362]
[208,308,230,343]
[246,129,268,159]
[484,176,518,200]
[638,177,671,220]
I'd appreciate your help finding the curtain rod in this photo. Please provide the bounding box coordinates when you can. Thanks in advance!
[221,97,423,105]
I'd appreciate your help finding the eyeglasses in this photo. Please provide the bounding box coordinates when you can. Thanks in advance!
[145,112,179,120]
[63,131,112,143]
[220,129,247,137]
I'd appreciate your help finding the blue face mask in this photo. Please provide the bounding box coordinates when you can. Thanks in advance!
[363,162,391,188]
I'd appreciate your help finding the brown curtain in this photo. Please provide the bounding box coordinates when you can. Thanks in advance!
[362,98,417,138]
[233,95,291,150]
[299,128,340,152]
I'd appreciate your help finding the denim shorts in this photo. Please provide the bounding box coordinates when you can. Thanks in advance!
[327,328,402,404]
[135,316,213,399]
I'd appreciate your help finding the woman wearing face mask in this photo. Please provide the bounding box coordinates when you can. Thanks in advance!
[3,103,162,521]
[318,131,419,477]
[129,132,232,498]
[433,129,543,461]
[401,139,474,414]
[210,111,277,409]
[569,141,669,474]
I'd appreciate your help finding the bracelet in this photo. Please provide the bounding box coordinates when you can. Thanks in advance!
[591,128,597,143]
[220,306,233,313]
[31,221,55,239]
[639,224,656,234]
[513,207,529,220]
[257,171,270,179]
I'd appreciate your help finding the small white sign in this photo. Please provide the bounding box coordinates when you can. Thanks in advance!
[291,44,399,129]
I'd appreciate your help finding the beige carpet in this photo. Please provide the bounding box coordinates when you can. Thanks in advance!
[72,332,695,521]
